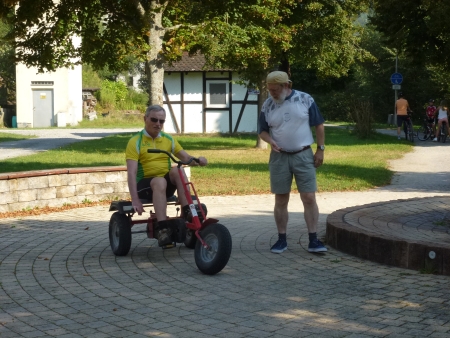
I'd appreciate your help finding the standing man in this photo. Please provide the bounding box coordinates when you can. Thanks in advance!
[395,92,411,140]
[126,105,207,247]
[258,71,327,254]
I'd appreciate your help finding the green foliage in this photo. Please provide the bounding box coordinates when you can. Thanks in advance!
[82,64,102,88]
[0,0,372,107]
[97,80,128,109]
[350,100,376,139]
[95,81,147,112]
[0,15,15,105]
[291,16,449,124]
[371,0,450,69]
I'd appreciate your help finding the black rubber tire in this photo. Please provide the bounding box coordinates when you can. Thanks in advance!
[184,229,197,249]
[407,122,415,142]
[441,124,447,143]
[194,223,232,275]
[109,212,132,256]
[417,126,430,141]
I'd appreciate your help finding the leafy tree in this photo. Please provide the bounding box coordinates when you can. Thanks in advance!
[0,13,15,106]
[370,0,450,68]
[1,0,371,110]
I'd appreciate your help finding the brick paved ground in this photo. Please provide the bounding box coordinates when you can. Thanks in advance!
[1,131,449,337]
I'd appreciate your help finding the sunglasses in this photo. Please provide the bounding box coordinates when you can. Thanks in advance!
[149,117,165,124]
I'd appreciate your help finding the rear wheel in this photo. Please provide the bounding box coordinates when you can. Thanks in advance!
[109,212,132,256]
[417,126,430,141]
[194,223,232,275]
[407,121,415,142]
[441,123,447,143]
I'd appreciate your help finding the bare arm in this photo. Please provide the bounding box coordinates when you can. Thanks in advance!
[313,124,325,168]
[175,150,207,166]
[259,130,281,152]
[126,159,144,215]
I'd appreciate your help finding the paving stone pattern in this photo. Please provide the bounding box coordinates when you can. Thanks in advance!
[0,130,450,337]
[1,197,449,338]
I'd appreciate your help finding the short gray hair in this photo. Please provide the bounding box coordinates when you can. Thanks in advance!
[145,105,166,116]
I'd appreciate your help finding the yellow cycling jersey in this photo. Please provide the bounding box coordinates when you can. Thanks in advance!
[125,130,183,182]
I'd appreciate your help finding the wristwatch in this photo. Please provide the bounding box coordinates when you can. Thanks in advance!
[317,145,325,151]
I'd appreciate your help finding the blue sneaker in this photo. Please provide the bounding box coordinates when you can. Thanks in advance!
[270,239,287,254]
[308,239,327,253]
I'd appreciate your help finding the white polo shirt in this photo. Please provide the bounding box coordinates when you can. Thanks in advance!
[258,90,324,152]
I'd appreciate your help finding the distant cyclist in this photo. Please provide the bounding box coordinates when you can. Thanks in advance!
[426,99,437,123]
[425,99,437,134]
[395,92,412,140]
[433,100,449,141]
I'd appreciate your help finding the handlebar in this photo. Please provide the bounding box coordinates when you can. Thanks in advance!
[147,149,199,167]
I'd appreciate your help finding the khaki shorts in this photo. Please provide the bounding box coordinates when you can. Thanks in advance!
[269,148,317,194]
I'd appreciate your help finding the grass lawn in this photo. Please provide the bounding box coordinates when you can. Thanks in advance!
[0,132,36,143]
[0,127,413,196]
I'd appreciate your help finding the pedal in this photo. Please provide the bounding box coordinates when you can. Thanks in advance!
[162,243,176,250]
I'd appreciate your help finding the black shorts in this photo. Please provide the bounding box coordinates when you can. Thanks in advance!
[136,173,177,200]
[396,115,409,127]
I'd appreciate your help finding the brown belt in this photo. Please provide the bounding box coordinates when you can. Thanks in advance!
[279,145,311,154]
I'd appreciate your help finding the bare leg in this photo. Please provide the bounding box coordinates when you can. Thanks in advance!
[436,121,442,138]
[150,177,168,221]
[274,193,290,234]
[300,192,319,233]
[169,166,189,207]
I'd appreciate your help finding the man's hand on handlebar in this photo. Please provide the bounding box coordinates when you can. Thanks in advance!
[132,199,145,215]
[197,156,207,166]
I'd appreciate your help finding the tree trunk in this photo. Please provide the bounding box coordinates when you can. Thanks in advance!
[255,75,268,149]
[146,2,166,106]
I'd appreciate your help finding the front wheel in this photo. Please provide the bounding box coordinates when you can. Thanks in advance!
[417,126,430,141]
[109,212,132,256]
[407,122,415,142]
[194,223,232,275]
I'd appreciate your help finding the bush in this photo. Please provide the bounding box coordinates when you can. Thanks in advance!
[98,80,128,104]
[116,89,148,111]
[350,100,375,139]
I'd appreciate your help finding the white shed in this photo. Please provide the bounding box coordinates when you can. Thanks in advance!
[15,37,83,128]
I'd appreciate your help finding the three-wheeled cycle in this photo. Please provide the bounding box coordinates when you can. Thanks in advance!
[108,149,232,275]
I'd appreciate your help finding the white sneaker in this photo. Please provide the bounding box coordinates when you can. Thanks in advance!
[432,137,438,142]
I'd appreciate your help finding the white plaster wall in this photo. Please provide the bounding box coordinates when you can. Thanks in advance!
[205,110,228,133]
[16,65,82,127]
[183,104,204,133]
[182,73,202,101]
[15,35,82,128]
[164,73,181,101]
[232,103,258,133]
[163,103,181,134]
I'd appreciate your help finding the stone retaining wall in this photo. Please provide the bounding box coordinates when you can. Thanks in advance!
[0,166,191,213]
[0,167,130,213]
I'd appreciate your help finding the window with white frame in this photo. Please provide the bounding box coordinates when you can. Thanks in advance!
[206,81,228,108]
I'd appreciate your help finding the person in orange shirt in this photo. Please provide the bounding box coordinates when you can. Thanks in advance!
[395,92,412,140]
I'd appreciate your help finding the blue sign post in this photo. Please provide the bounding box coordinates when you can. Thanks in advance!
[390,73,403,85]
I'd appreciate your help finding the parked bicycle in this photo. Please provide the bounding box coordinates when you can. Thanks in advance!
[417,118,435,141]
[403,113,415,142]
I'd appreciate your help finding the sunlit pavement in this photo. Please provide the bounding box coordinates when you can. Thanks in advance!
[1,130,450,337]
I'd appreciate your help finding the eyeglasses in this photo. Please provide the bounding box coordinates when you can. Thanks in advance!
[149,117,165,124]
